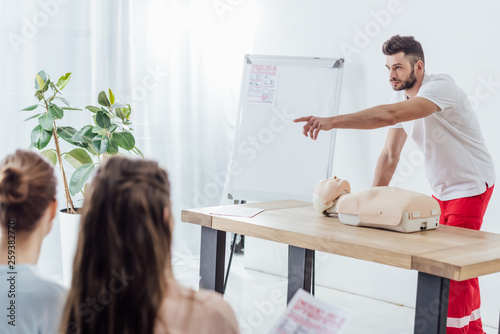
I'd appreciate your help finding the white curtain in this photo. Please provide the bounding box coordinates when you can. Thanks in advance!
[0,0,254,281]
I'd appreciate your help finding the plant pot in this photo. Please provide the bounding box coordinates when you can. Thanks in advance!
[59,208,81,287]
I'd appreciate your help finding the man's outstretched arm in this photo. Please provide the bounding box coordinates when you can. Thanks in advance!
[294,97,439,140]
[372,128,407,187]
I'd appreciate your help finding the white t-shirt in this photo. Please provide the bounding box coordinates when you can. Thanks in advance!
[0,264,67,334]
[392,73,495,201]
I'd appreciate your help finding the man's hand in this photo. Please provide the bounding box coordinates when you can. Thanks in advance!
[294,97,439,138]
[294,116,334,140]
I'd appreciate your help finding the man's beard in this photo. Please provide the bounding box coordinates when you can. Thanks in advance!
[391,67,417,91]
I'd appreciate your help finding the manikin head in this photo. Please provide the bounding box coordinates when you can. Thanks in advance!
[382,35,425,92]
[313,176,351,214]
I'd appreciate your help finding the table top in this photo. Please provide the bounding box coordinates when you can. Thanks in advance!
[181,200,500,281]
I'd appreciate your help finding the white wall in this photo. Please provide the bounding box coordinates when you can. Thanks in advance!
[244,0,500,328]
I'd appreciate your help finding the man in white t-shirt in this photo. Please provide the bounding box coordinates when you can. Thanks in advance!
[295,35,495,334]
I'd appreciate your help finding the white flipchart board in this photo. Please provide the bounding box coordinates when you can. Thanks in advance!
[227,55,344,202]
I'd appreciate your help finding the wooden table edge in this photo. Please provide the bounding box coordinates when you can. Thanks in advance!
[181,200,312,228]
[412,240,500,281]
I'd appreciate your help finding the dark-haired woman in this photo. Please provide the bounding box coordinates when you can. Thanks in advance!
[61,156,240,334]
[0,150,66,333]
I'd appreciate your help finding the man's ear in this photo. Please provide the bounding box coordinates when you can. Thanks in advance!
[416,60,424,72]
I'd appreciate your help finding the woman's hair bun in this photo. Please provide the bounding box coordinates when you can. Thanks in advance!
[0,166,29,204]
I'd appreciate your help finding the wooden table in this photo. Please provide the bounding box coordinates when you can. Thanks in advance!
[181,200,500,334]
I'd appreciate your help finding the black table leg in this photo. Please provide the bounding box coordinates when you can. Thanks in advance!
[287,245,314,303]
[414,272,449,334]
[199,226,226,294]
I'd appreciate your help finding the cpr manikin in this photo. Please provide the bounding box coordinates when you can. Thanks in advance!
[313,177,441,233]
[313,176,351,214]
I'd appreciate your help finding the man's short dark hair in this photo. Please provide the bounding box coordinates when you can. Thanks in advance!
[382,35,425,67]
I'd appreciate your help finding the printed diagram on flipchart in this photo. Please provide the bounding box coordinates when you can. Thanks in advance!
[246,64,279,105]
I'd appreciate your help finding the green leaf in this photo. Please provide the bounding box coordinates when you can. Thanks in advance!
[72,125,96,144]
[39,113,55,131]
[69,163,95,196]
[92,135,109,154]
[24,113,44,122]
[61,107,81,111]
[123,104,131,119]
[49,82,61,94]
[57,126,78,144]
[115,108,126,121]
[53,96,71,106]
[20,104,39,112]
[41,150,57,166]
[31,125,52,149]
[48,104,64,119]
[97,91,111,107]
[38,71,48,80]
[35,71,47,90]
[109,89,115,105]
[35,90,44,101]
[107,138,119,155]
[92,125,104,134]
[35,75,44,90]
[64,148,93,168]
[85,143,98,156]
[57,73,72,90]
[111,132,135,150]
[95,110,111,129]
[115,105,131,123]
[108,124,117,133]
[41,78,51,93]
[132,146,144,158]
[85,105,101,113]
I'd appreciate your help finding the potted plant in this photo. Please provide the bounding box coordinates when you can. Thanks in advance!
[20,70,143,285]
[21,70,143,211]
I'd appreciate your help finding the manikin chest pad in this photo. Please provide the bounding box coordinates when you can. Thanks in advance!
[313,177,441,233]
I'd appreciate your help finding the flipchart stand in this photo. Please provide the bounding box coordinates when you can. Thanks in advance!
[208,54,345,298]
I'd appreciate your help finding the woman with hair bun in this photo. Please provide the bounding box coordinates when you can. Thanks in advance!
[60,156,240,334]
[0,149,66,333]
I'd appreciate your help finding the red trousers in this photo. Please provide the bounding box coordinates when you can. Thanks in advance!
[433,184,494,334]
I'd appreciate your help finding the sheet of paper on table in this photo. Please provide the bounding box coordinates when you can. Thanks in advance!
[209,206,265,218]
[268,289,353,334]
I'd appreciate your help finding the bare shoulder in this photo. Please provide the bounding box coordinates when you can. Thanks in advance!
[194,288,240,324]
[164,283,241,334]
[195,288,233,309]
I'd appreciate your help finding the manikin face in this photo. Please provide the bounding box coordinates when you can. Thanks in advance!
[314,176,351,203]
[386,52,417,91]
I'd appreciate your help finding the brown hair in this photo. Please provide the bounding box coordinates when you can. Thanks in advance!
[382,35,425,67]
[61,156,172,334]
[0,150,57,231]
